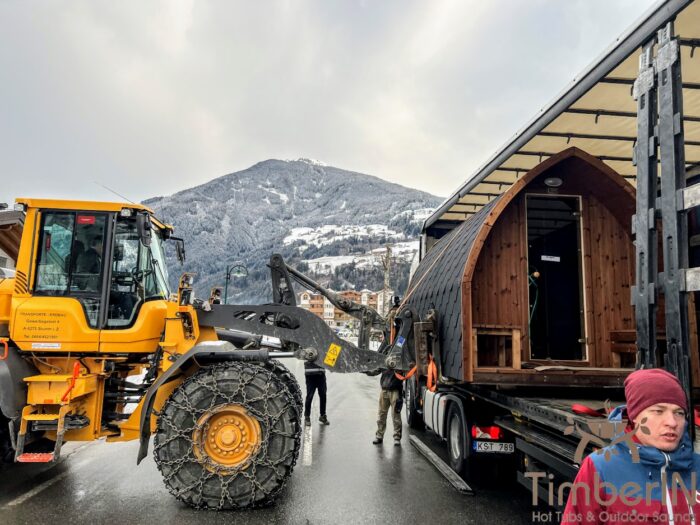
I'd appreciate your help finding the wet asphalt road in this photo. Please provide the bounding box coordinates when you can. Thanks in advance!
[0,361,537,525]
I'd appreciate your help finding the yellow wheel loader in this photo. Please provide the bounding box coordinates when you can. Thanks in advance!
[0,199,409,509]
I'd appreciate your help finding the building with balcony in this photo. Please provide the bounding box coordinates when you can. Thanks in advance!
[298,288,392,330]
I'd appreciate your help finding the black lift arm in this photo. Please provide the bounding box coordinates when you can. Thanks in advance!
[268,253,388,351]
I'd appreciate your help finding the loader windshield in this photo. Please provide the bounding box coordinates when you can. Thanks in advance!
[34,211,108,327]
[107,215,170,328]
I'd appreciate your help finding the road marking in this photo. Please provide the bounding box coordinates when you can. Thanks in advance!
[302,425,313,466]
[5,470,71,507]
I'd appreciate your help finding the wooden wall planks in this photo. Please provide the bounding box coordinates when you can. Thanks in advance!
[468,155,636,372]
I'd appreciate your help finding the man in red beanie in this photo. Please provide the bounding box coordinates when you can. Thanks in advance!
[562,368,699,524]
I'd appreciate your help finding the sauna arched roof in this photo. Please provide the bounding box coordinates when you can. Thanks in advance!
[406,199,500,376]
[405,147,635,377]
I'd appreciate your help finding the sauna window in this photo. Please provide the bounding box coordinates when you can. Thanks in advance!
[526,195,586,361]
[476,332,514,367]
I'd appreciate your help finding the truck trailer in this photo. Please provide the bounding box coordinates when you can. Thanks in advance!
[399,0,700,504]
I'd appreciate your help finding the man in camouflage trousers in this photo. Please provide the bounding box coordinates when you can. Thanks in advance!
[373,369,403,446]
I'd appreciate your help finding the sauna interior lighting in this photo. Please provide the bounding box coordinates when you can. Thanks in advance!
[544,177,563,188]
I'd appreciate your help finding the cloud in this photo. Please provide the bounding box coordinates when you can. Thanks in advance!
[0,0,657,205]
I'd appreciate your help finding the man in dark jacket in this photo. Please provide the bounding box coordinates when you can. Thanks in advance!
[76,236,103,291]
[562,368,700,524]
[373,369,403,446]
[304,362,329,426]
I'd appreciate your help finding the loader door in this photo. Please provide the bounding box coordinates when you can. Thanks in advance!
[526,195,586,361]
[11,210,110,351]
[98,213,170,353]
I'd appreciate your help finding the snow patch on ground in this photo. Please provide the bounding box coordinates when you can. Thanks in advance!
[283,224,404,248]
[268,187,289,203]
[299,157,327,166]
[390,208,435,223]
[302,240,420,275]
[286,157,327,167]
[258,184,289,203]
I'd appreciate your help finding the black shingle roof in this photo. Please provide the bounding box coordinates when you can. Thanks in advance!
[405,197,500,379]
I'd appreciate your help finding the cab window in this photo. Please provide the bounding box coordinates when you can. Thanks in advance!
[35,211,108,327]
[106,215,170,328]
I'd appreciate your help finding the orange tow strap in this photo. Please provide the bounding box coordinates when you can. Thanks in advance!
[0,339,8,361]
[426,355,437,393]
[394,366,416,381]
[395,356,438,392]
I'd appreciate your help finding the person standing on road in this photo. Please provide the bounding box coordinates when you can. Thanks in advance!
[562,368,700,525]
[304,362,330,426]
[373,369,403,446]
[385,295,401,344]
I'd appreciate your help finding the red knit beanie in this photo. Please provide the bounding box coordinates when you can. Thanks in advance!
[624,368,687,423]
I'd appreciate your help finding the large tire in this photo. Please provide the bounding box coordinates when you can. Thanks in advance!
[154,362,300,509]
[264,360,303,415]
[262,359,303,474]
[405,375,424,430]
[446,402,470,478]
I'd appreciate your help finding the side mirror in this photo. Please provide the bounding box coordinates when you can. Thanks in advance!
[136,213,152,247]
[171,237,186,264]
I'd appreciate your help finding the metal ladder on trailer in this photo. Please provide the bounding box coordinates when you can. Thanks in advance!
[633,21,695,428]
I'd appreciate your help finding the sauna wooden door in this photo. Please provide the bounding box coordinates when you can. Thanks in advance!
[525,194,586,361]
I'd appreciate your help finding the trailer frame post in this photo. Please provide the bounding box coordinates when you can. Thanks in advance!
[656,22,693,412]
[632,37,659,370]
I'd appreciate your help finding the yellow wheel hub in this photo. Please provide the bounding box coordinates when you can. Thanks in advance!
[193,405,262,471]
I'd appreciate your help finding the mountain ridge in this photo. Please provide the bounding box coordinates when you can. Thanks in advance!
[144,158,442,303]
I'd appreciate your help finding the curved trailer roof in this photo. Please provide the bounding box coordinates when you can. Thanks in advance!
[424,0,700,236]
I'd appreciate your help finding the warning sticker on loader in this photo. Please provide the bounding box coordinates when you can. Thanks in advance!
[324,343,342,367]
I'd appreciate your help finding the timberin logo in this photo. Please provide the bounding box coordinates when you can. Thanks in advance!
[524,416,686,511]
[563,416,651,464]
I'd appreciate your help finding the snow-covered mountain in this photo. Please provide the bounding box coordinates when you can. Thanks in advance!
[144,158,441,302]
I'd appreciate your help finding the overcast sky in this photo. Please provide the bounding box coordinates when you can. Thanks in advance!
[0,0,658,205]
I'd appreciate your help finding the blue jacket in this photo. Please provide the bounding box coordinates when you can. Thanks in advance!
[563,429,700,524]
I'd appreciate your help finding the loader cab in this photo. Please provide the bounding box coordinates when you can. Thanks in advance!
[10,199,175,352]
[33,208,171,327]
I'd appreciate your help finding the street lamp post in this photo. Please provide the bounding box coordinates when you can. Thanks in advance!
[224,263,248,304]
